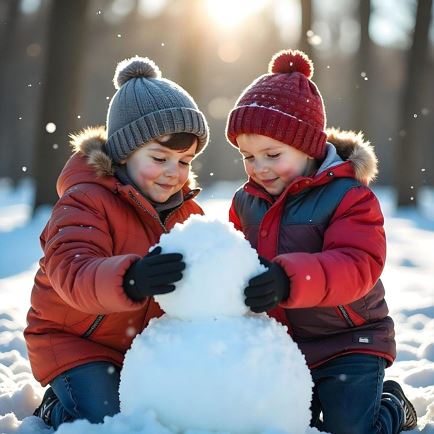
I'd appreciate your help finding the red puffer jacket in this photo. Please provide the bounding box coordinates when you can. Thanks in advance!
[24,127,203,386]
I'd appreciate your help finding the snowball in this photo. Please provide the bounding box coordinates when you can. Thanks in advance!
[120,316,313,434]
[154,215,264,320]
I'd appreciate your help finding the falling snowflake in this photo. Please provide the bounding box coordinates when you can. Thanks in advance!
[46,123,56,133]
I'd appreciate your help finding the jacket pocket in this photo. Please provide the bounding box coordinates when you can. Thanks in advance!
[81,314,105,338]
[63,308,106,338]
[286,306,350,339]
[335,305,366,327]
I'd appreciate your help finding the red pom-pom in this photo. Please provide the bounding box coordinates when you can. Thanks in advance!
[268,50,313,79]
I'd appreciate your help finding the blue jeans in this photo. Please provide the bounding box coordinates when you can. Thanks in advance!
[310,354,404,434]
[49,361,120,429]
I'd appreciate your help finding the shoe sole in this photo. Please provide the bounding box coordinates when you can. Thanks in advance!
[383,381,417,431]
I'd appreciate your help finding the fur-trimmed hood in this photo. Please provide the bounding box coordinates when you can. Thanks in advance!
[326,127,378,185]
[69,126,115,177]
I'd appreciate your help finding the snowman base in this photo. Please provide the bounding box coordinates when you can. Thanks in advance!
[120,315,312,434]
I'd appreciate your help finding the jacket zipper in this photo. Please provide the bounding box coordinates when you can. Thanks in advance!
[81,314,105,338]
[128,191,168,233]
[128,190,196,231]
[162,204,184,226]
[337,305,355,327]
[162,190,198,225]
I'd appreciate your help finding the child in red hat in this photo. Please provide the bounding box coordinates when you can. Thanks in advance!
[226,49,417,434]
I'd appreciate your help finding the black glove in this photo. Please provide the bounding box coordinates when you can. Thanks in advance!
[123,246,185,302]
[244,257,290,313]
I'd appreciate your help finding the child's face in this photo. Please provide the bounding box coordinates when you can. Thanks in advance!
[125,139,197,203]
[238,134,313,196]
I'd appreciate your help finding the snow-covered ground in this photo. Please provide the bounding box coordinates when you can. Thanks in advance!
[0,179,433,433]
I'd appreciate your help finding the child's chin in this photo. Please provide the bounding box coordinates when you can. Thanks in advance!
[264,186,283,196]
[152,195,170,203]
[145,191,170,203]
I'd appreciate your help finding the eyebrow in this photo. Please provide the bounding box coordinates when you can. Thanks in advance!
[239,146,281,154]
[148,146,195,158]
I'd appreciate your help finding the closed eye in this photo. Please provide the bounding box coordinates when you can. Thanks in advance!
[267,153,280,159]
[243,156,254,161]
[179,161,191,166]
[152,156,166,163]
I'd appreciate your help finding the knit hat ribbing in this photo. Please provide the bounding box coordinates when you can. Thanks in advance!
[226,50,327,160]
[106,56,209,163]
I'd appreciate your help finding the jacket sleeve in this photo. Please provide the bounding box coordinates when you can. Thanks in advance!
[229,197,242,231]
[43,187,146,314]
[274,186,386,309]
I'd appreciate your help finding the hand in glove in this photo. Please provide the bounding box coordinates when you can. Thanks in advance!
[123,246,185,302]
[244,257,290,313]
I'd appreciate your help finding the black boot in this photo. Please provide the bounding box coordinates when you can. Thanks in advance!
[33,387,58,426]
[383,380,417,431]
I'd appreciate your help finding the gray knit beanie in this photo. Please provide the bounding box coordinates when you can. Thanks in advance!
[105,56,209,163]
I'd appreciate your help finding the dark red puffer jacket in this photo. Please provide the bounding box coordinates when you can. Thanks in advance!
[229,129,395,368]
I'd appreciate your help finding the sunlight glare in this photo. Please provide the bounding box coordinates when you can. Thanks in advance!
[206,0,268,29]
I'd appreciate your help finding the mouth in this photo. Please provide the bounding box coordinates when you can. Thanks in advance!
[156,183,175,191]
[259,178,278,187]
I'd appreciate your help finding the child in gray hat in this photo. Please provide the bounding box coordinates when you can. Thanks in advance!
[27,56,209,428]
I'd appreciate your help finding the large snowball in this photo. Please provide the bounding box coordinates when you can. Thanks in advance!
[120,316,313,434]
[154,215,264,320]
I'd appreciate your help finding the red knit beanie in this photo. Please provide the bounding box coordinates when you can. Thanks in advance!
[226,49,327,160]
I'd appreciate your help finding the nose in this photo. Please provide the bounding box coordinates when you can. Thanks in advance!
[253,159,268,175]
[164,161,179,178]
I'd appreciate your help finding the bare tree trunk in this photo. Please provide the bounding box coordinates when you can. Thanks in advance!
[353,0,371,135]
[395,0,432,207]
[175,0,210,181]
[176,0,206,98]
[0,0,20,184]
[299,0,313,58]
[33,0,88,211]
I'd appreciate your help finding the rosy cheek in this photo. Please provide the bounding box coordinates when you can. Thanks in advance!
[275,162,292,178]
[139,163,162,180]
[244,162,254,177]
[179,167,190,185]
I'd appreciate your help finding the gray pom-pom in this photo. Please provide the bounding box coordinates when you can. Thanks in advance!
[113,56,162,89]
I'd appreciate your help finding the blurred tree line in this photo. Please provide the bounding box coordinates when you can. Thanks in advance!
[0,0,433,211]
